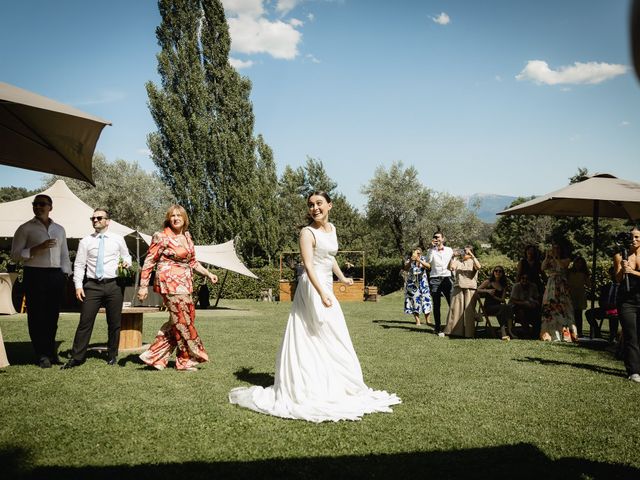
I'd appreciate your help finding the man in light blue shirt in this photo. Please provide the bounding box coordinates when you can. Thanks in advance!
[62,208,131,369]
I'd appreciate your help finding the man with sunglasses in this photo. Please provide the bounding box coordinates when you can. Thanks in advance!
[11,194,71,368]
[425,230,454,335]
[62,209,131,369]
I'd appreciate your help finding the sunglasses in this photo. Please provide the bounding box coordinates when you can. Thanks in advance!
[90,216,108,222]
[32,201,51,207]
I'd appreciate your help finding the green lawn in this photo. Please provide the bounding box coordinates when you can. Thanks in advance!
[1,292,638,479]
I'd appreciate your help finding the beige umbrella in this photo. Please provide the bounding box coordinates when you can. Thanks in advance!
[498,174,640,220]
[0,81,111,185]
[498,173,640,330]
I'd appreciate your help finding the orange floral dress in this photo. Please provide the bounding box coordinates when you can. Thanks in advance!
[138,228,208,370]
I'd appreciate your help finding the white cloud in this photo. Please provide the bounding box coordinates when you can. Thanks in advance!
[307,13,315,22]
[289,18,304,27]
[136,148,152,157]
[305,53,320,64]
[495,75,502,82]
[515,60,627,85]
[222,0,264,18]
[620,120,630,127]
[431,12,450,25]
[276,0,300,16]
[230,57,255,69]
[228,15,301,59]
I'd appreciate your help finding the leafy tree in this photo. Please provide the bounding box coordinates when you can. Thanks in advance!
[146,0,263,247]
[245,135,281,265]
[362,161,484,258]
[43,153,175,233]
[489,196,554,260]
[0,186,38,203]
[361,161,428,256]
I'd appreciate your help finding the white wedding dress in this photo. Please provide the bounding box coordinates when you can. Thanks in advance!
[229,224,401,422]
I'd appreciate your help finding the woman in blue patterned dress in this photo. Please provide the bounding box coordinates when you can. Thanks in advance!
[404,247,432,325]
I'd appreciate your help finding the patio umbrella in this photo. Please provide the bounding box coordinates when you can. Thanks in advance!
[497,173,640,332]
[0,81,111,185]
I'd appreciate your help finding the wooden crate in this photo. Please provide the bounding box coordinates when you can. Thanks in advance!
[279,280,296,301]
[365,286,379,302]
[279,279,365,301]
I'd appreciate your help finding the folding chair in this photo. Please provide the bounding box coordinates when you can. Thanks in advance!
[474,294,497,338]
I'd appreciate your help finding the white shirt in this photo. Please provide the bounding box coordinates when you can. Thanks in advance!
[73,230,132,289]
[426,246,453,278]
[11,217,72,274]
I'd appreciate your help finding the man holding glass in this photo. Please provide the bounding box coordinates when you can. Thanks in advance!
[11,194,71,368]
[62,209,131,369]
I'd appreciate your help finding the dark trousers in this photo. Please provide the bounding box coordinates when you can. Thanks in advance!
[429,276,452,332]
[23,267,65,360]
[70,279,123,361]
[619,291,640,376]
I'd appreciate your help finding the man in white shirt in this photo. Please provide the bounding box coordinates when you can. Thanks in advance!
[11,194,72,368]
[62,209,131,369]
[425,230,454,334]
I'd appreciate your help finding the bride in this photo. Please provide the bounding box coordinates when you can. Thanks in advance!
[229,191,401,422]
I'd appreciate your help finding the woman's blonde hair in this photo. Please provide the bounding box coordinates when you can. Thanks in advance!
[163,204,189,232]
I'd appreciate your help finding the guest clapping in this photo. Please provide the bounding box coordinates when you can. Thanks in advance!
[403,248,432,326]
[443,246,481,338]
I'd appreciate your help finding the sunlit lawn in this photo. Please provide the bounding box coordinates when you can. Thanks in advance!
[1,292,639,479]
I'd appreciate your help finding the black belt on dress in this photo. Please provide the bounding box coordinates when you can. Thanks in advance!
[87,278,117,284]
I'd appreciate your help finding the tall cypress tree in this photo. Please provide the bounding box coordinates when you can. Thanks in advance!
[147,0,259,246]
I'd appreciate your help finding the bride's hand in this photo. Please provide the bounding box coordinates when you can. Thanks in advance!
[321,292,333,308]
[342,277,354,286]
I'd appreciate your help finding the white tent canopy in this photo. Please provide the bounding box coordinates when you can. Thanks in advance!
[0,179,135,242]
[137,232,257,279]
[195,241,258,279]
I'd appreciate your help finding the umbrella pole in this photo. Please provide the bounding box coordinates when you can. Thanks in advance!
[590,201,599,339]
[214,270,229,308]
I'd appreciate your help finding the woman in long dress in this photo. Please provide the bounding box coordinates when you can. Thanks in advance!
[403,247,432,326]
[137,205,218,371]
[443,246,480,338]
[540,242,576,342]
[229,191,401,422]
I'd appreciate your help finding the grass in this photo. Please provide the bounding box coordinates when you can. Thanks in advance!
[1,291,639,479]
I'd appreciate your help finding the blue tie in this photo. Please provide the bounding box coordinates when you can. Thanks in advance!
[96,234,105,279]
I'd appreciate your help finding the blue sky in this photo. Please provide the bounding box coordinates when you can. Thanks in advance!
[1,0,638,210]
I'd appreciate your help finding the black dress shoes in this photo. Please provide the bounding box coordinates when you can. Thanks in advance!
[106,357,117,366]
[38,357,52,369]
[61,359,84,370]
[50,356,64,366]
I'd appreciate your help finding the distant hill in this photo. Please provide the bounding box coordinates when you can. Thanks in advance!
[464,193,519,224]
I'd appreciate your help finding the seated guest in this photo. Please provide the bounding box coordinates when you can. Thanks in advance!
[567,255,590,337]
[585,280,619,342]
[478,266,515,340]
[509,273,541,339]
[517,245,546,298]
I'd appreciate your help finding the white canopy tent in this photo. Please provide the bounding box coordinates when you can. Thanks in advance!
[0,179,138,249]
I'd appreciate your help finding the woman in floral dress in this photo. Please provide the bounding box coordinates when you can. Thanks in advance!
[137,205,218,371]
[403,247,432,326]
[540,242,576,342]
